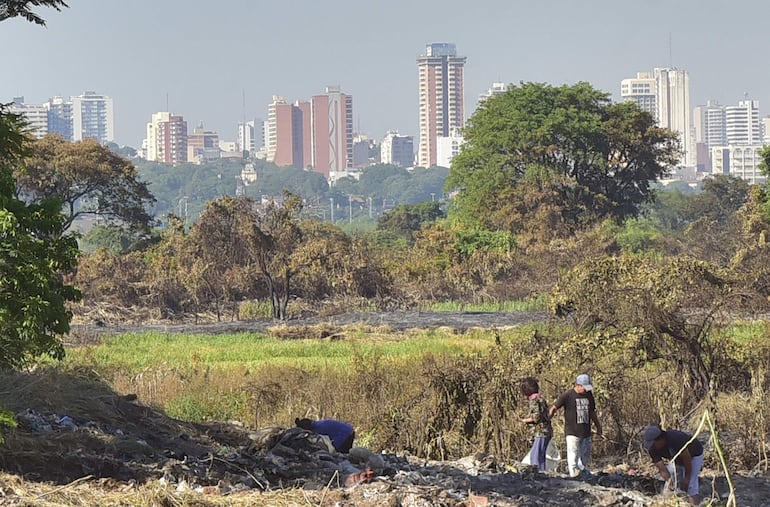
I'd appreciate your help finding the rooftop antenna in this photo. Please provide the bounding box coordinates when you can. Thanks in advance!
[668,32,673,67]
[165,92,169,112]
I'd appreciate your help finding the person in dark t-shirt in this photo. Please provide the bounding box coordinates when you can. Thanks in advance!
[643,425,704,505]
[295,417,355,453]
[549,374,602,477]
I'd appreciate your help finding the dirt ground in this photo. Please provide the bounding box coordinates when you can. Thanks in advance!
[68,309,551,341]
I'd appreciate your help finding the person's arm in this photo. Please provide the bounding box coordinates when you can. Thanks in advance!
[521,400,541,424]
[549,393,564,418]
[590,409,602,436]
[654,460,671,484]
[678,449,693,491]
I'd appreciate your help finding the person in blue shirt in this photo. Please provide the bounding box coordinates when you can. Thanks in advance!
[295,417,356,453]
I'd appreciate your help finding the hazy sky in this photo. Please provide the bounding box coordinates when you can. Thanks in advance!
[2,0,769,148]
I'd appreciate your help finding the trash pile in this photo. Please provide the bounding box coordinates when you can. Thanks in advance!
[2,407,686,506]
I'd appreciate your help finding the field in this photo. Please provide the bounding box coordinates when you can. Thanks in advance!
[2,316,770,505]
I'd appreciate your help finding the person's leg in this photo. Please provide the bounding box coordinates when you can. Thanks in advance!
[530,436,547,471]
[686,453,704,504]
[579,436,593,473]
[565,435,580,477]
[539,435,551,472]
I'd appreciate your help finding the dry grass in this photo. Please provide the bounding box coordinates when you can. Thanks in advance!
[0,473,320,506]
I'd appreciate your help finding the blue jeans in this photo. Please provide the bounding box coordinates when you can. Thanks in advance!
[529,435,552,471]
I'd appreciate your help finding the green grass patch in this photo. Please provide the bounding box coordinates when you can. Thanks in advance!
[420,295,547,313]
[65,328,497,375]
[721,321,770,345]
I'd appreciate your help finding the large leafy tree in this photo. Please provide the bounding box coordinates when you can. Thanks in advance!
[0,107,80,369]
[447,82,679,242]
[16,135,156,234]
[0,0,67,25]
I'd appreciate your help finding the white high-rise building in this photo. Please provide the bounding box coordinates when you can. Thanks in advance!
[436,128,465,168]
[725,99,761,145]
[621,68,693,166]
[71,91,114,143]
[478,82,508,107]
[237,120,257,154]
[265,96,286,162]
[620,72,657,117]
[381,131,414,167]
[46,96,73,141]
[417,43,466,168]
[693,100,726,149]
[654,68,692,166]
[9,97,48,139]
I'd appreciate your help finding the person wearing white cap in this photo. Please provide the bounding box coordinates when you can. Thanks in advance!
[549,374,602,477]
[643,425,704,505]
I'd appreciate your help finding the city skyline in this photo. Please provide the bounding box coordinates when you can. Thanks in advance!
[3,0,770,149]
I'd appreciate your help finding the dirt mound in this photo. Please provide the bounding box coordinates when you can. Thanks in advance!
[0,369,766,506]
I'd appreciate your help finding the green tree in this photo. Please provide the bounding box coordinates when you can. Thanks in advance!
[16,135,156,234]
[447,82,679,240]
[0,107,81,369]
[377,201,445,242]
[0,0,67,25]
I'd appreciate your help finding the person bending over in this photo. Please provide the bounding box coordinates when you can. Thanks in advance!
[295,417,355,453]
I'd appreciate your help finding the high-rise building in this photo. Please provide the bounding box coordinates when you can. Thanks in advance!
[310,86,353,177]
[478,82,508,107]
[436,128,465,168]
[71,91,114,143]
[187,123,220,164]
[725,99,761,145]
[352,134,373,168]
[46,96,73,141]
[693,100,726,149]
[654,68,692,166]
[145,112,187,164]
[9,97,49,139]
[266,87,354,176]
[417,43,466,168]
[237,119,263,155]
[620,72,657,117]
[621,68,693,166]
[381,131,414,167]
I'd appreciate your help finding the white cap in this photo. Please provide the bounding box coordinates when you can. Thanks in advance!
[576,374,593,391]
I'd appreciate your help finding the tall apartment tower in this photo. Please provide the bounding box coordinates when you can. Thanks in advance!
[620,72,657,117]
[381,131,414,167]
[654,68,692,166]
[311,86,353,177]
[621,69,692,166]
[266,87,354,176]
[693,100,727,149]
[725,99,761,145]
[267,98,308,169]
[145,112,188,164]
[238,119,264,154]
[417,43,466,168]
[9,97,49,139]
[71,91,114,143]
[47,96,73,141]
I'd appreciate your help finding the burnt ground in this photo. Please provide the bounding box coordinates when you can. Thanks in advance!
[69,310,551,342]
[0,369,768,506]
